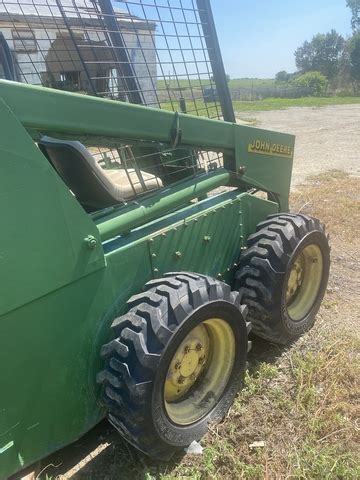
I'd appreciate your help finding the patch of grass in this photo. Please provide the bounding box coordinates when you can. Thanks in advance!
[160,97,360,118]
[291,170,360,246]
[228,78,276,89]
[160,100,220,118]
[158,327,359,479]
[290,442,360,479]
[233,96,360,112]
[306,169,349,182]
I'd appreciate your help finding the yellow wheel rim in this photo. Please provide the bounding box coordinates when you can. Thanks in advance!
[164,318,235,425]
[286,244,323,321]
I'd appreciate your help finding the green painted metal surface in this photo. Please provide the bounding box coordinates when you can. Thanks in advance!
[96,170,231,241]
[0,99,105,317]
[0,81,290,478]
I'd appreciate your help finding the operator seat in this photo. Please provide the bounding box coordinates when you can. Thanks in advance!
[38,136,162,209]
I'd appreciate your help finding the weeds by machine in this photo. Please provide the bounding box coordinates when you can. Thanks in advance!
[0,1,330,478]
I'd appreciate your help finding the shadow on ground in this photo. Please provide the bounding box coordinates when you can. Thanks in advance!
[13,335,286,480]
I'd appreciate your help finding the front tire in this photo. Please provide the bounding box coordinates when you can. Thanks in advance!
[97,273,250,459]
[235,214,330,345]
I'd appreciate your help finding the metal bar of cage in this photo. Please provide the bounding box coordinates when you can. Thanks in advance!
[97,0,144,104]
[196,0,235,122]
[54,0,97,95]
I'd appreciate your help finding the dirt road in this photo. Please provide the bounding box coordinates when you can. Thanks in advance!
[236,104,360,186]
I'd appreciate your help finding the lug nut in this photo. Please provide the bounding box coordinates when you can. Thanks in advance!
[190,374,196,381]
[184,345,190,354]
[174,361,181,370]
[178,376,185,384]
[198,356,205,364]
[195,343,203,351]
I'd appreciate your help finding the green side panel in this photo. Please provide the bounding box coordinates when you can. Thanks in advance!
[240,193,281,242]
[0,99,105,316]
[234,124,295,211]
[0,271,107,476]
[149,199,243,279]
[148,192,279,284]
[0,239,154,479]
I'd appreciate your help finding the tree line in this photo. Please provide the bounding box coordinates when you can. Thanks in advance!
[276,0,360,95]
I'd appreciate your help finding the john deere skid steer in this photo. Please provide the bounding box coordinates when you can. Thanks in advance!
[0,1,330,477]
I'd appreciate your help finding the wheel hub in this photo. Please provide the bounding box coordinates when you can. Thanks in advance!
[164,318,236,425]
[286,256,304,303]
[285,244,323,321]
[165,325,209,402]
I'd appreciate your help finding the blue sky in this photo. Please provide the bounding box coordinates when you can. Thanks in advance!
[211,0,353,78]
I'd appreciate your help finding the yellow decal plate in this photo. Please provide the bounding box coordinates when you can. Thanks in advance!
[248,140,293,158]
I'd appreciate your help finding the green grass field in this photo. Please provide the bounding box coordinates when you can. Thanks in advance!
[158,77,360,114]
[228,78,276,88]
[160,96,360,117]
[157,78,275,90]
[232,96,360,112]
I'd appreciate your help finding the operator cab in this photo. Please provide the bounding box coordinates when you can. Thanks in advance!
[38,137,163,211]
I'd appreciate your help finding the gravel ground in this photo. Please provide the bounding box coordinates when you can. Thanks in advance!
[236,104,360,186]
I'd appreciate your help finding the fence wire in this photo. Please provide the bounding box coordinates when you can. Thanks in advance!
[0,0,226,119]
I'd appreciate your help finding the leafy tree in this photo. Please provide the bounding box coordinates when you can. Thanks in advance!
[346,0,360,33]
[292,71,328,96]
[349,33,360,89]
[275,70,291,82]
[294,30,345,79]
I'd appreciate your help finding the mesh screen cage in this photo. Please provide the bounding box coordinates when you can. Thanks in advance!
[0,1,235,208]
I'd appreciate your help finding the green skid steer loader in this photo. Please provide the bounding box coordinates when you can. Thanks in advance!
[0,1,330,477]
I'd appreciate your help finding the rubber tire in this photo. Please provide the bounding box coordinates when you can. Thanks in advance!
[235,213,330,345]
[97,272,250,460]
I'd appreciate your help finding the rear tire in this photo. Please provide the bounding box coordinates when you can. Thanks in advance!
[97,272,250,459]
[235,214,330,345]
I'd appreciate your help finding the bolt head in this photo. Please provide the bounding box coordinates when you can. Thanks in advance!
[174,361,181,370]
[195,343,203,351]
[184,345,190,354]
[178,376,185,384]
[85,235,97,250]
